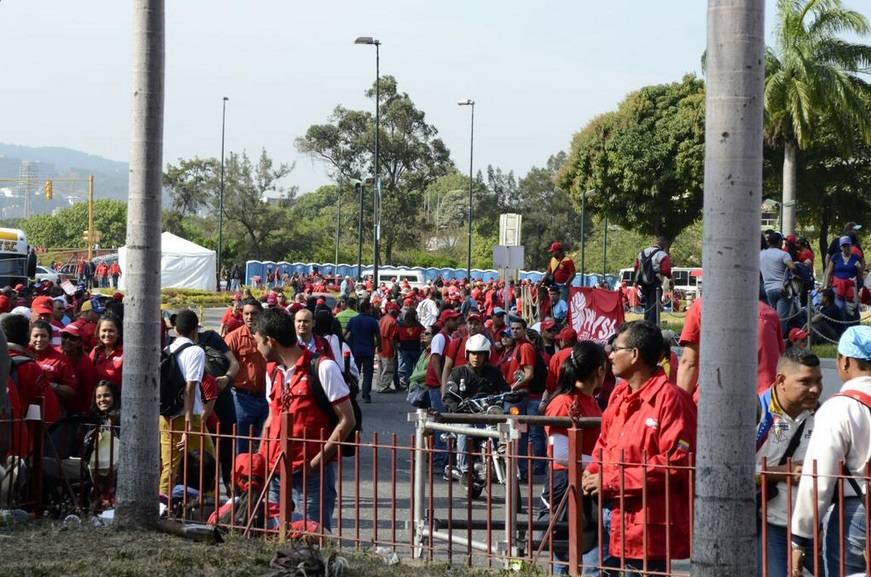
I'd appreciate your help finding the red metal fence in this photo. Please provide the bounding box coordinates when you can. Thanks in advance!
[2,410,869,577]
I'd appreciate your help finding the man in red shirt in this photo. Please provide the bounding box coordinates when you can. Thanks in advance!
[375,301,400,393]
[220,295,244,337]
[224,298,268,454]
[440,312,486,387]
[30,296,62,348]
[504,316,539,479]
[109,261,122,289]
[583,321,696,574]
[547,242,577,302]
[254,308,355,531]
[677,295,785,401]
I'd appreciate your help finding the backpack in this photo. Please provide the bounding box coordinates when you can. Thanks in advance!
[271,354,363,458]
[635,247,663,288]
[159,342,195,417]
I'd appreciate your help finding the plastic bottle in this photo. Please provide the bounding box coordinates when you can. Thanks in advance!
[0,509,29,527]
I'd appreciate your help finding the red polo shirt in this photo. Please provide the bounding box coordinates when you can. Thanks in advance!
[221,308,244,334]
[32,347,78,412]
[503,340,536,390]
[545,347,573,393]
[585,369,696,560]
[544,391,601,469]
[90,345,124,388]
[225,325,267,395]
[8,351,61,424]
[379,314,398,359]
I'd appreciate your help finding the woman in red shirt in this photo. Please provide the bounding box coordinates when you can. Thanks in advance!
[540,341,607,574]
[29,320,79,415]
[90,316,124,388]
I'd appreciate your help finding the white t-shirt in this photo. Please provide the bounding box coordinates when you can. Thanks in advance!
[169,336,206,416]
[430,332,447,357]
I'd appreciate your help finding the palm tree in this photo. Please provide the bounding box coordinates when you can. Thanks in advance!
[694,1,766,574]
[765,0,871,235]
[116,0,165,529]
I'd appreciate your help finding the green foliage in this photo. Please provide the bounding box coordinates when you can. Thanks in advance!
[164,157,220,217]
[764,0,871,149]
[296,75,454,262]
[558,75,706,241]
[20,199,127,249]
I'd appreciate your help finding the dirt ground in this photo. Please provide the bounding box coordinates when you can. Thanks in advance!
[0,521,529,577]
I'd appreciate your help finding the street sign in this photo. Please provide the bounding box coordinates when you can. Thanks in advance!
[493,245,524,269]
[499,213,522,246]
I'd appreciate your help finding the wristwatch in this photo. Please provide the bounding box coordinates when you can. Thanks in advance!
[791,543,807,562]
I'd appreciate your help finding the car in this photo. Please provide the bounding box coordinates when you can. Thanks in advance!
[35,265,61,285]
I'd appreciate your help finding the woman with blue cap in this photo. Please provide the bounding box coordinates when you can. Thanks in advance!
[823,235,863,317]
[790,325,871,576]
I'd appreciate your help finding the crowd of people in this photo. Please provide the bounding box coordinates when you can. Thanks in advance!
[2,231,870,577]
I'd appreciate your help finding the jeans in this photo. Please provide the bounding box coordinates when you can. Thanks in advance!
[398,349,421,386]
[504,397,529,478]
[212,386,237,488]
[230,279,241,292]
[766,288,794,336]
[527,399,547,476]
[231,388,269,455]
[823,496,867,577]
[429,388,448,470]
[760,523,813,577]
[602,557,666,577]
[355,354,375,399]
[268,462,337,532]
[582,508,612,576]
[641,285,660,324]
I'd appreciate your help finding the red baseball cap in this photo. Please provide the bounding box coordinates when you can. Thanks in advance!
[466,312,483,323]
[402,297,414,307]
[112,292,124,302]
[558,327,578,344]
[0,295,10,314]
[541,319,557,332]
[286,303,304,315]
[61,323,82,338]
[788,328,809,342]
[548,242,563,253]
[14,283,25,293]
[438,309,462,324]
[31,295,54,316]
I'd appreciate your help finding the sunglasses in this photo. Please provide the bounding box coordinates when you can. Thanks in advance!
[61,334,81,341]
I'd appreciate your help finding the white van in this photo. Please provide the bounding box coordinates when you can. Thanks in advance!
[618,266,702,298]
[364,267,426,289]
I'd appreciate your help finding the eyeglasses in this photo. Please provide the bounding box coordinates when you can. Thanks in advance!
[611,346,636,353]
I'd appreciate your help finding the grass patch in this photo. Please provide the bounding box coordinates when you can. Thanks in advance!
[0,522,521,577]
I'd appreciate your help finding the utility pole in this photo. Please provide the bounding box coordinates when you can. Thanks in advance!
[218,96,228,291]
[693,1,765,575]
[116,0,164,530]
[87,175,95,261]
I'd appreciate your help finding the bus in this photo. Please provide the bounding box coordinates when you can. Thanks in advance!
[0,228,35,287]
[619,266,703,298]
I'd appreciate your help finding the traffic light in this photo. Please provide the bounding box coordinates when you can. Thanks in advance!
[44,180,53,200]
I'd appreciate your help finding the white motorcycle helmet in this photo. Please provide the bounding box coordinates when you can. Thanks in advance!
[466,333,491,354]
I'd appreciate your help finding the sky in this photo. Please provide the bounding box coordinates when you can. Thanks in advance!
[0,0,781,195]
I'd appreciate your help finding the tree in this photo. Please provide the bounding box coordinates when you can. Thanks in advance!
[20,200,128,249]
[117,0,164,530]
[764,0,871,234]
[693,1,765,575]
[557,75,706,241]
[296,76,454,262]
[163,157,219,217]
[221,149,296,260]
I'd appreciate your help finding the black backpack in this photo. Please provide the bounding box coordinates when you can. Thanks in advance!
[159,342,195,417]
[635,247,663,288]
[271,354,363,458]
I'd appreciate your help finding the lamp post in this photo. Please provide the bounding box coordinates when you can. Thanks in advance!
[458,99,475,282]
[355,36,381,286]
[218,96,229,291]
[355,181,363,281]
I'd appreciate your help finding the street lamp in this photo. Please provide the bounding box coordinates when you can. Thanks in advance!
[218,96,229,291]
[458,99,475,282]
[354,180,364,281]
[355,36,381,286]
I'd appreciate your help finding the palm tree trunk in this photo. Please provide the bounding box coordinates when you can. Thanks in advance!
[116,0,165,530]
[782,139,798,235]
[694,1,764,575]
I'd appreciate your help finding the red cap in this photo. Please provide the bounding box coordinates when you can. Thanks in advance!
[558,327,578,344]
[386,301,400,312]
[438,309,462,324]
[466,312,482,322]
[403,297,414,307]
[61,323,82,337]
[785,234,798,244]
[0,294,10,314]
[286,303,304,315]
[541,319,557,332]
[788,328,809,342]
[548,242,563,253]
[112,292,124,302]
[31,295,54,316]
[14,283,25,292]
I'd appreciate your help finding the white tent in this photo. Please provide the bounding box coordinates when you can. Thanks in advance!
[118,232,216,291]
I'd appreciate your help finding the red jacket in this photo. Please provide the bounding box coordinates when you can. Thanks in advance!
[8,351,61,424]
[586,369,696,560]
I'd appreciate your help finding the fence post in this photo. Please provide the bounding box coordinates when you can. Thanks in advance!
[412,409,426,559]
[278,411,292,543]
[566,427,584,577]
[655,286,662,327]
[28,399,45,518]
[806,290,812,348]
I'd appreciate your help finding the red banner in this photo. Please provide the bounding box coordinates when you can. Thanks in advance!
[567,287,625,343]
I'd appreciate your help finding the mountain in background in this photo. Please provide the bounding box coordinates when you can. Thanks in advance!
[0,143,130,218]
